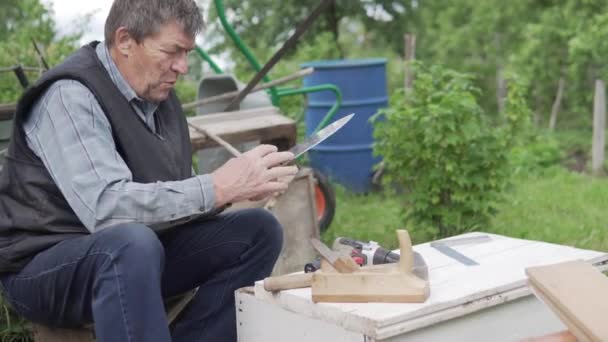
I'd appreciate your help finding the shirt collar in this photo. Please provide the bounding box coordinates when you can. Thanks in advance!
[96,42,159,120]
[96,42,140,103]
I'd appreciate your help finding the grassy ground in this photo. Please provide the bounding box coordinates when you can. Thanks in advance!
[488,168,608,252]
[321,186,404,249]
[323,167,608,252]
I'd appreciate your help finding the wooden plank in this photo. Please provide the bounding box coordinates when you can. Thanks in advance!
[240,288,568,341]
[187,106,296,151]
[311,272,429,303]
[252,233,608,339]
[0,103,15,121]
[231,168,319,276]
[189,106,282,123]
[526,260,608,342]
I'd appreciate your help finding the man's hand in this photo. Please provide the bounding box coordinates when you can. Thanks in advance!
[211,145,298,207]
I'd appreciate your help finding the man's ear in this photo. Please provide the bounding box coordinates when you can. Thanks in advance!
[114,27,133,57]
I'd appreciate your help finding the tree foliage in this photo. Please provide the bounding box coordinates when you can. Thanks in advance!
[202,0,608,129]
[0,0,81,103]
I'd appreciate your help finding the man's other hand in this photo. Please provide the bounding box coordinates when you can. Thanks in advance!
[211,145,297,207]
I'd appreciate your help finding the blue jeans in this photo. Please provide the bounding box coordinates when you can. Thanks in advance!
[0,208,283,342]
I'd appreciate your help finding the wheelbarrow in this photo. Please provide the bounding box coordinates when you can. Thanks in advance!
[191,0,340,231]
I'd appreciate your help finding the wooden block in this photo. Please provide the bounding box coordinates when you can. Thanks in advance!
[320,258,338,273]
[311,270,429,303]
[311,230,430,303]
[526,260,608,342]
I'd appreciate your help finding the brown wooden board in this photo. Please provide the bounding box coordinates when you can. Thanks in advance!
[311,270,429,303]
[230,168,320,276]
[187,107,296,151]
[311,230,430,303]
[526,260,608,342]
[0,103,15,121]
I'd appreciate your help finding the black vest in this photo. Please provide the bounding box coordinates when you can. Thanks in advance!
[0,42,193,273]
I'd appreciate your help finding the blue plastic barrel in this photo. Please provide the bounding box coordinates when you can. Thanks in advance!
[301,58,387,193]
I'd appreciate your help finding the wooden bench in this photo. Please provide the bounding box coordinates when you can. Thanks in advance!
[187,106,296,152]
[30,289,197,342]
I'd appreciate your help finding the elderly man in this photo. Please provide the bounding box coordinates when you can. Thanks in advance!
[0,0,296,341]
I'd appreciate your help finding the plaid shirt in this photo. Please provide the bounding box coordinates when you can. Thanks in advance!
[23,42,215,232]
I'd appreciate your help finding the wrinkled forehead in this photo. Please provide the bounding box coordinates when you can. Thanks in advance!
[144,20,196,49]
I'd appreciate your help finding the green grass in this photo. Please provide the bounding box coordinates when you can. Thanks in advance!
[321,186,404,250]
[323,167,608,253]
[488,167,608,252]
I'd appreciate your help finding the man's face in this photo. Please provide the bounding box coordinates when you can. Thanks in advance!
[127,21,195,103]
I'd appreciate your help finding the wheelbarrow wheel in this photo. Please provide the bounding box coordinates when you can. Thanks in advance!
[312,168,336,233]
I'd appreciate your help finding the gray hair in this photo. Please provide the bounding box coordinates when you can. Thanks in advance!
[104,0,204,45]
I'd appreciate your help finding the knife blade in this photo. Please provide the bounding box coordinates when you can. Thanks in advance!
[289,113,354,159]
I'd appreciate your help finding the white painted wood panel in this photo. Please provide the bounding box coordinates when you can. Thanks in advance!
[236,289,364,342]
[250,233,608,340]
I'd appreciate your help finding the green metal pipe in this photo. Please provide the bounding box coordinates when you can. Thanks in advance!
[277,84,342,133]
[194,46,223,74]
[214,0,280,105]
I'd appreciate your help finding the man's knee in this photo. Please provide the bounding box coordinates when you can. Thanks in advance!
[241,208,283,251]
[95,223,165,268]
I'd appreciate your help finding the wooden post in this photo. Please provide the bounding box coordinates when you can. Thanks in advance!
[592,79,606,176]
[404,34,416,89]
[496,65,507,115]
[549,77,565,131]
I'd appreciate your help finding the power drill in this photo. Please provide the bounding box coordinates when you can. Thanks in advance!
[332,237,400,266]
[303,237,429,281]
[303,238,400,272]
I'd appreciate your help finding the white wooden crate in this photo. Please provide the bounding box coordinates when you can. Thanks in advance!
[236,232,608,342]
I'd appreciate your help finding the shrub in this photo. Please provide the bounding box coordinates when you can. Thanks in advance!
[373,62,520,239]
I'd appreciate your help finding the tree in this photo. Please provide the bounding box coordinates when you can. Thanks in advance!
[202,0,416,75]
[0,0,81,103]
